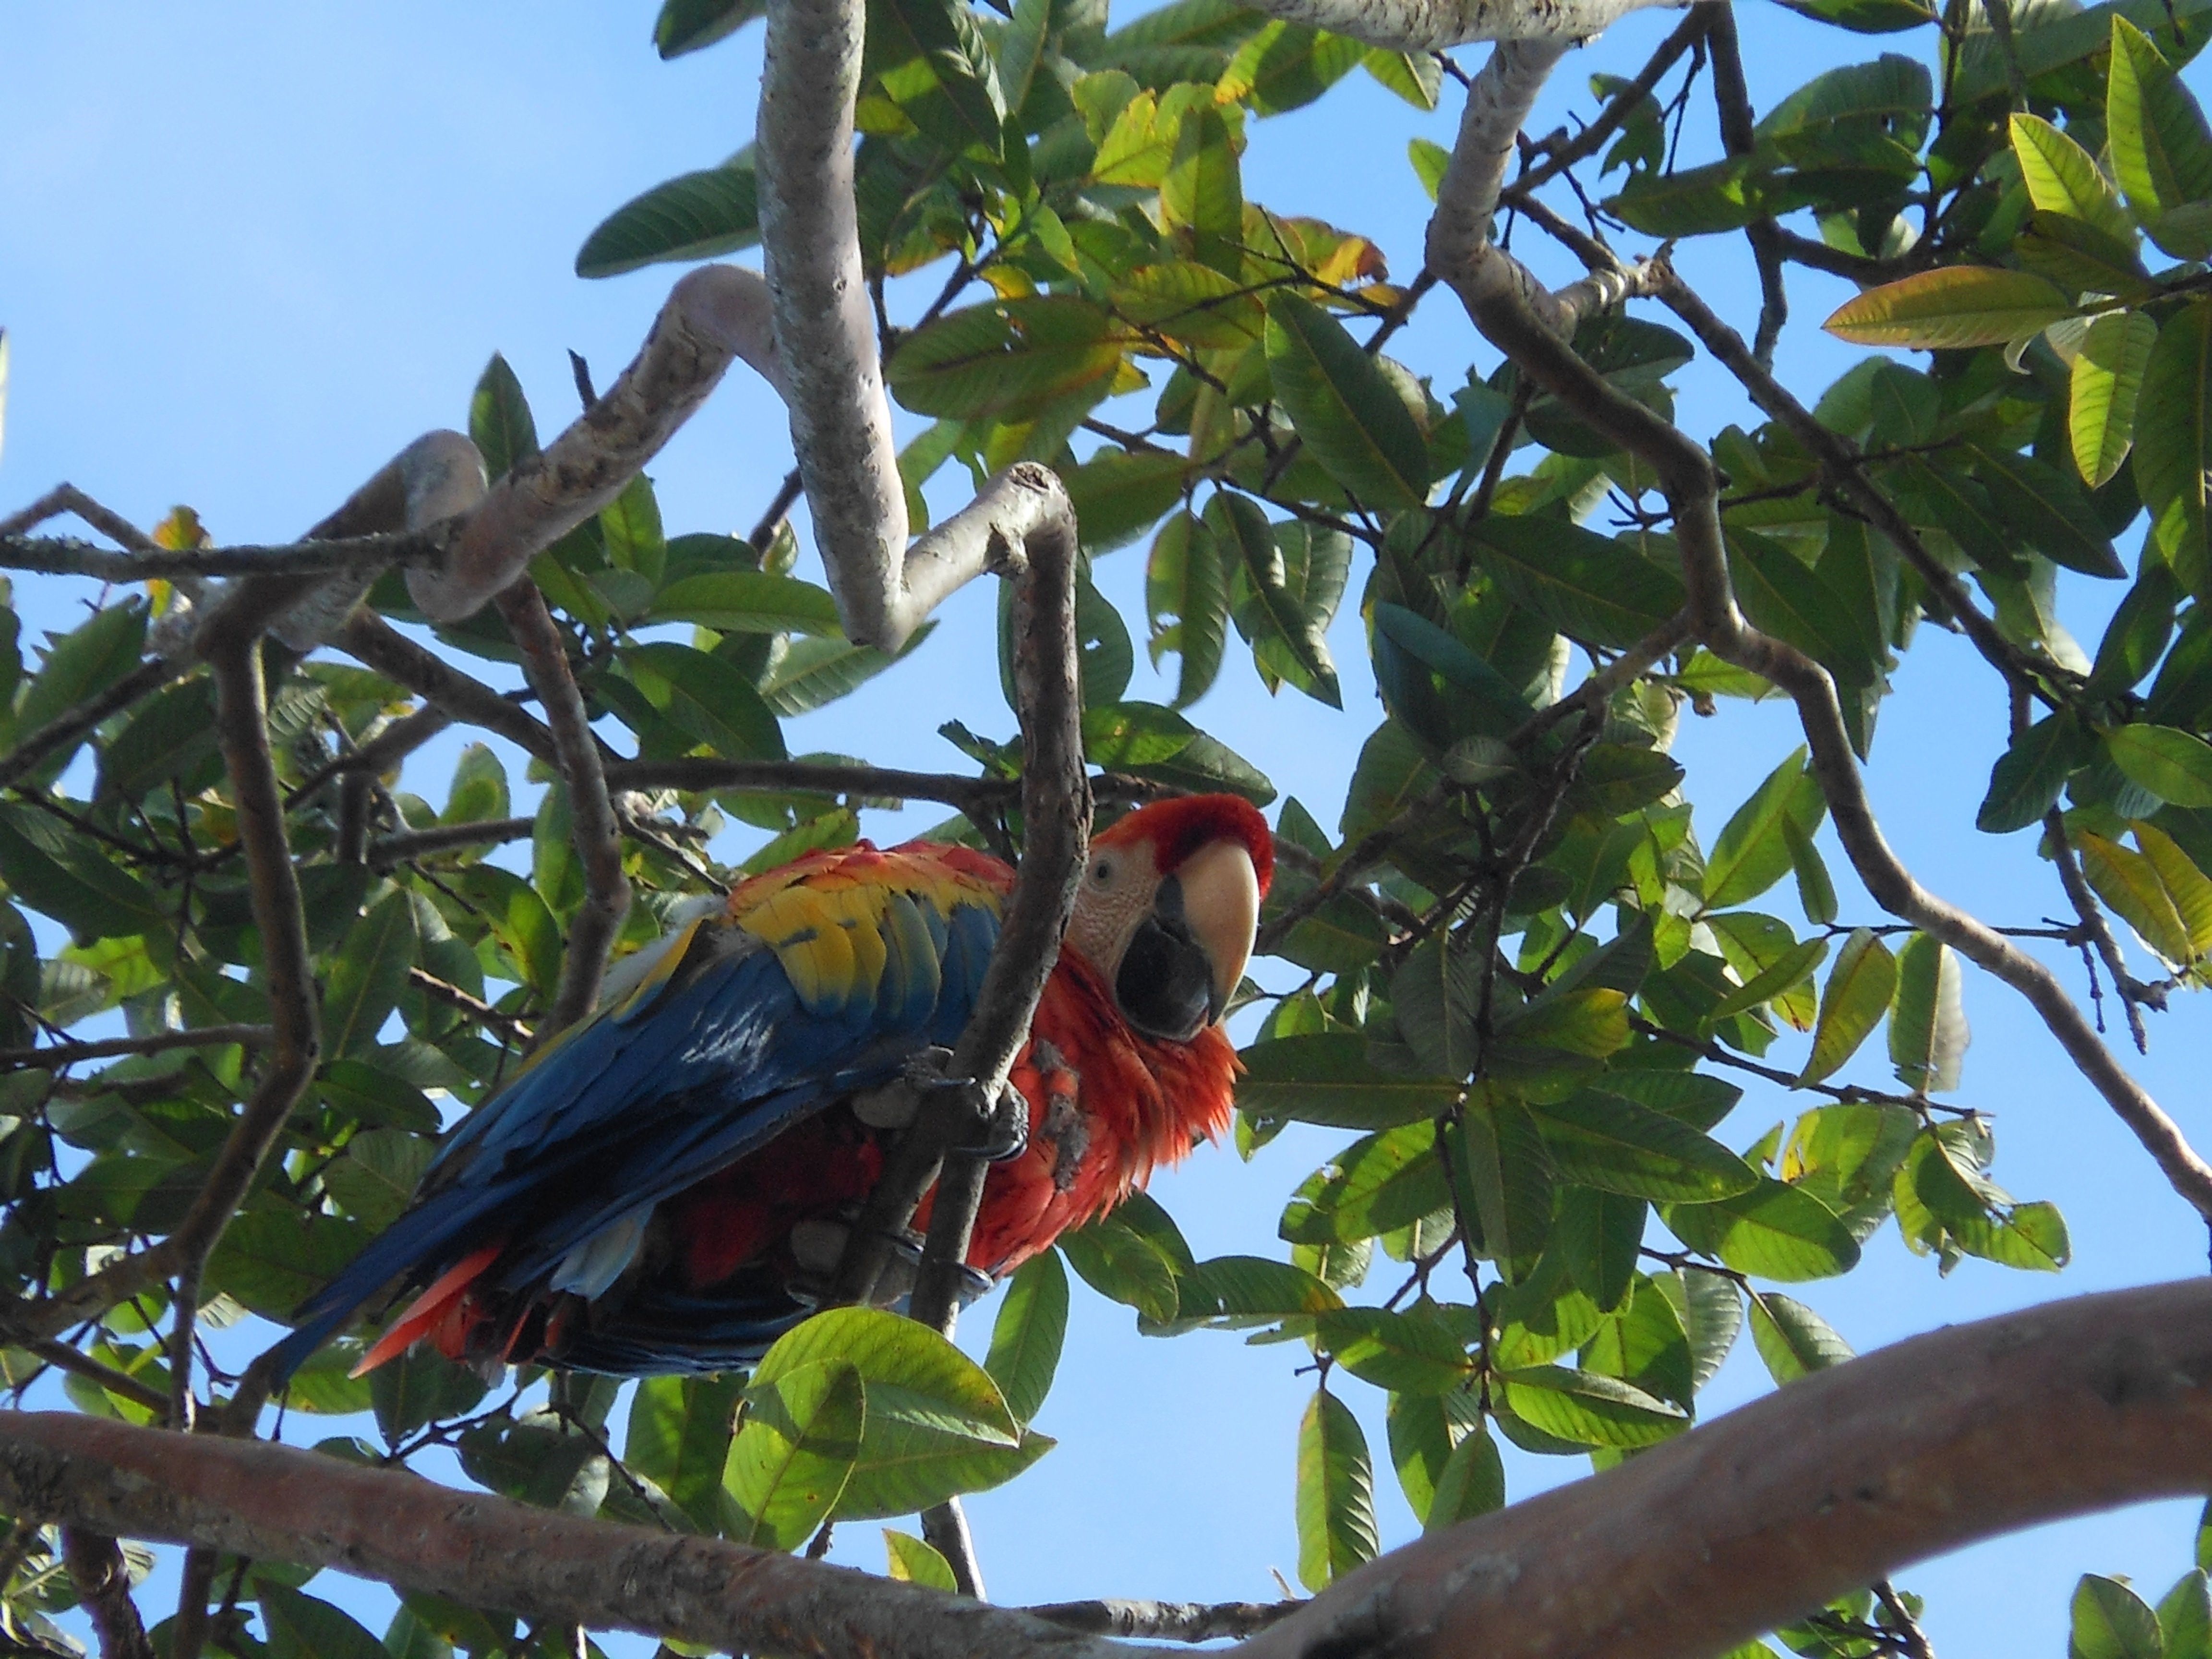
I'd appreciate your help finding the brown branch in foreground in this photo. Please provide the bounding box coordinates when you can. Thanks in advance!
[6,1284,2212,1659]
[1028,1601,1298,1642]
[0,1024,272,1071]
[61,1529,155,1659]
[1242,1280,2212,1659]
[496,585,630,1039]
[0,1410,1159,1659]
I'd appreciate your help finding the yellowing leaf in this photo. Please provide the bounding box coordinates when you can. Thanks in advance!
[1824,266,2074,349]
[2076,830,2194,964]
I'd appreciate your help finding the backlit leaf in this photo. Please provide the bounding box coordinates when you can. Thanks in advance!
[1296,1388,1378,1590]
[1801,927,1897,1086]
[1264,292,1429,510]
[1823,267,2074,349]
[2072,311,2158,488]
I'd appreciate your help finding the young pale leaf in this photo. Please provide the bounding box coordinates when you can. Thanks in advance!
[1888,934,1968,1093]
[1746,1290,1855,1383]
[2076,830,2195,963]
[725,1359,864,1551]
[2107,17,2212,258]
[1823,266,2074,350]
[883,1529,959,1591]
[2134,303,2212,586]
[2134,822,2212,956]
[1705,747,1827,910]
[2009,112,2137,246]
[2074,1572,2166,1659]
[1264,292,1430,510]
[2073,311,2159,488]
[1801,928,1898,1086]
[1296,1388,1380,1590]
[2104,724,2212,808]
[985,1250,1068,1424]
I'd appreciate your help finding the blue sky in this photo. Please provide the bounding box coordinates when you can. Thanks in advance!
[4,4,2212,1653]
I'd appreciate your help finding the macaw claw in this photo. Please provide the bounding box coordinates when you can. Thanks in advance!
[898,1047,1029,1163]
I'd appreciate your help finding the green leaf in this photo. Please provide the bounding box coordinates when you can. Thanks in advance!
[1665,1179,1863,1281]
[1823,267,2074,349]
[1526,1090,1759,1203]
[883,1529,960,1591]
[888,298,1121,423]
[1161,102,1242,270]
[1672,1267,1745,1389]
[1060,1216,1182,1324]
[1451,1102,1553,1281]
[578,163,759,277]
[368,1346,487,1442]
[453,866,563,998]
[1746,1289,1854,1382]
[468,353,538,485]
[1313,1305,1473,1395]
[751,1307,1043,1520]
[1296,1388,1378,1591]
[654,571,841,636]
[2159,1569,2210,1659]
[1264,292,1429,510]
[1497,1364,1687,1448]
[16,603,147,750]
[619,642,788,761]
[1888,933,1968,1093]
[2009,113,2137,247]
[2106,725,2212,808]
[655,0,764,57]
[1465,517,1685,650]
[1155,1253,1342,1333]
[1280,1122,1452,1247]
[1238,1034,1462,1129]
[258,1585,388,1659]
[1709,935,1828,1023]
[1979,712,2091,832]
[322,1129,432,1230]
[1424,1419,1504,1531]
[2108,17,2212,258]
[1705,747,1827,910]
[985,1250,1067,1423]
[625,1373,744,1531]
[2135,304,2212,589]
[2073,311,2159,488]
[1784,816,1839,928]
[1384,1390,1456,1524]
[322,890,418,1061]
[1207,492,1340,707]
[2075,1573,2167,1659]
[1800,928,1897,1086]
[1967,444,2126,578]
[0,804,167,943]
[725,1359,864,1551]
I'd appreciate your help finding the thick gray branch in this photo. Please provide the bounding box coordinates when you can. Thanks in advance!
[1241,0,1685,49]
[408,265,780,622]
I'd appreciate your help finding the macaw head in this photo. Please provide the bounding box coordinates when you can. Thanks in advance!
[1063,794,1274,1043]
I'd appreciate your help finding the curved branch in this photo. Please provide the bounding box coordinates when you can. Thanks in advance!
[1243,1280,2212,1659]
[407,265,781,622]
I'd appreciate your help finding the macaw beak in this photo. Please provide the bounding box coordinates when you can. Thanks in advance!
[1114,839,1260,1042]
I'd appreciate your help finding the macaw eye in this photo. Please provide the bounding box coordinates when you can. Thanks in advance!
[1092,859,1114,883]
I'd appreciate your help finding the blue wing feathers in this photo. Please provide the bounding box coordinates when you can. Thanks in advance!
[274,888,1004,1379]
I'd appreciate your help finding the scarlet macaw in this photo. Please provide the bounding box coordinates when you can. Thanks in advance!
[273,793,1272,1378]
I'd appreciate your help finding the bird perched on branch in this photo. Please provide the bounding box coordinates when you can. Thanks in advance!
[273,793,1272,1378]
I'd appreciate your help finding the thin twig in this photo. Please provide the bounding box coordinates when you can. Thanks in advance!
[14,1339,170,1416]
[369,817,537,866]
[337,611,573,766]
[496,585,630,1040]
[0,1025,272,1071]
[748,468,805,553]
[1705,6,1788,365]
[0,485,159,551]
[0,526,455,584]
[408,968,533,1047]
[1515,2,1717,191]
[2046,808,2157,1050]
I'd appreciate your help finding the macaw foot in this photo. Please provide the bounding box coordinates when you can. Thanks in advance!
[785,1215,926,1309]
[894,1046,1030,1163]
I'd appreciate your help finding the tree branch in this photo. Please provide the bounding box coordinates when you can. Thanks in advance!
[0,1412,1159,1659]
[368,817,538,866]
[1430,118,2212,1222]
[1705,5,1789,365]
[495,586,630,1039]
[61,1529,154,1659]
[337,611,568,766]
[1240,1280,2212,1659]
[1238,0,1688,51]
[1027,1601,1298,1642]
[1515,2,1717,191]
[408,266,781,622]
[0,1025,273,1071]
[0,526,455,586]
[8,1286,2212,1659]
